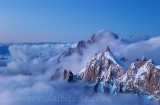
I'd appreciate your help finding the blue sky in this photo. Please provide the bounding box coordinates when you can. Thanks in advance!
[0,0,160,43]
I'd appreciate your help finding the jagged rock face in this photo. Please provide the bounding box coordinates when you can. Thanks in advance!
[150,67,160,98]
[119,60,160,98]
[62,48,77,57]
[61,40,87,57]
[87,34,103,44]
[87,31,119,44]
[77,50,124,83]
[61,34,100,57]
[78,58,102,82]
[50,68,62,81]
[61,31,119,57]
[62,40,86,57]
[77,49,160,99]
[76,40,86,55]
[77,40,86,49]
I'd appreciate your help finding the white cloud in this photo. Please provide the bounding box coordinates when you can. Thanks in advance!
[0,32,160,105]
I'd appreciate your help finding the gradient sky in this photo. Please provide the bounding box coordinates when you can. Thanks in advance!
[0,0,160,43]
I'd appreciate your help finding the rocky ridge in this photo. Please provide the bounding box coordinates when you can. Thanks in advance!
[77,47,160,100]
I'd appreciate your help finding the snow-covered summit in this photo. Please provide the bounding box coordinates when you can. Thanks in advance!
[76,48,160,99]
[118,59,160,99]
[77,46,124,93]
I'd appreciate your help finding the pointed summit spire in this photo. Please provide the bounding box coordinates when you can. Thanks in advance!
[105,46,110,52]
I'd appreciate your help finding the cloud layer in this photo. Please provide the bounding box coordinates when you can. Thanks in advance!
[0,31,160,105]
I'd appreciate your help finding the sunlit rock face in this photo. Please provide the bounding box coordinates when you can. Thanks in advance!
[77,47,124,93]
[77,48,160,99]
[119,59,160,99]
[77,50,124,82]
[56,30,160,100]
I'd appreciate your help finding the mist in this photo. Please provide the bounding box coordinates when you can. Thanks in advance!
[0,31,160,105]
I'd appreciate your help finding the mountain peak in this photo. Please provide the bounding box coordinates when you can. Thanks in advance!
[118,58,160,99]
[77,48,124,93]
[97,30,119,39]
[105,46,110,52]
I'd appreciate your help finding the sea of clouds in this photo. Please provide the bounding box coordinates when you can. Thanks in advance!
[0,31,160,105]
